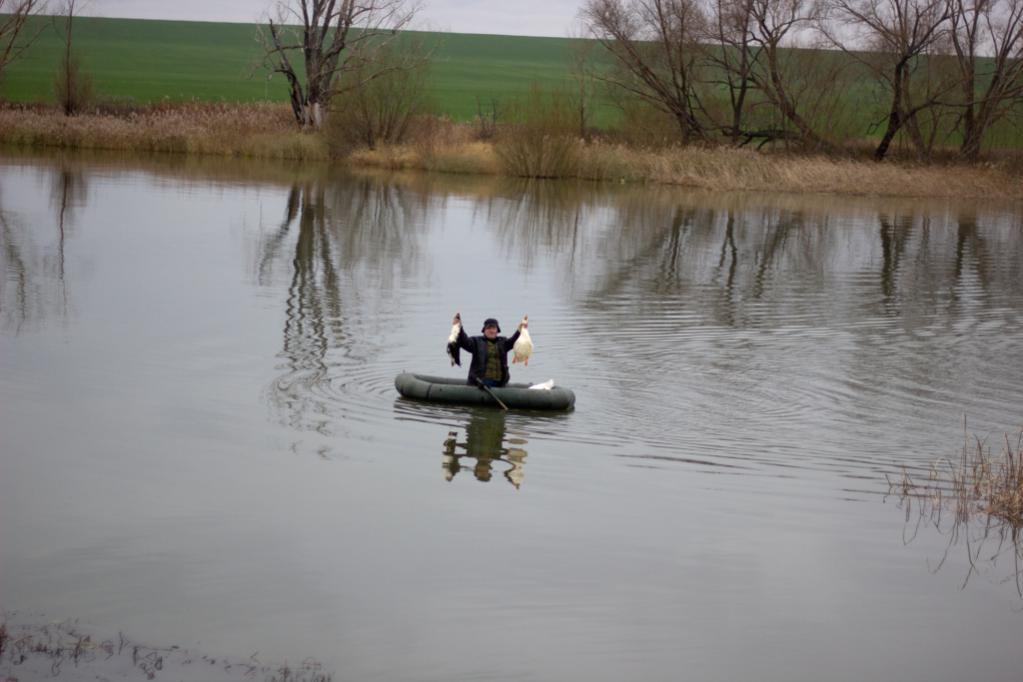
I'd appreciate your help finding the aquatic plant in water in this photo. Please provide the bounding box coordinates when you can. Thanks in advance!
[888,429,1023,595]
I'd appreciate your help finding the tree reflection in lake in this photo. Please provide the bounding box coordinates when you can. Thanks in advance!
[246,170,1023,465]
[477,181,1023,459]
[441,409,528,488]
[0,159,86,333]
[258,176,426,446]
[51,162,87,318]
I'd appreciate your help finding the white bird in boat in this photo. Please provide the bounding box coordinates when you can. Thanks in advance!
[512,316,533,366]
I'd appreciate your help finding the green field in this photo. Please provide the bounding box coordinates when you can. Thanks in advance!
[3,15,1021,150]
[0,16,604,121]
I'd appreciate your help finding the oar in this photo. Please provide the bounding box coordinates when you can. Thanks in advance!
[474,377,509,411]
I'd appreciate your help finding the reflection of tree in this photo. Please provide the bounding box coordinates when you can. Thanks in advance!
[0,162,86,333]
[441,410,528,488]
[953,213,991,298]
[879,215,912,306]
[482,181,1023,334]
[715,212,739,326]
[50,161,87,316]
[0,209,30,333]
[272,183,337,435]
[259,176,424,441]
[486,178,590,273]
[750,212,798,300]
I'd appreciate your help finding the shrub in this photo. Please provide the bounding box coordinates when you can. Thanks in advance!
[495,86,580,179]
[326,38,432,154]
[53,52,92,116]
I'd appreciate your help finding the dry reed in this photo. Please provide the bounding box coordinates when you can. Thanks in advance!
[0,102,327,160]
[888,430,1023,594]
[3,104,1023,199]
[352,140,1023,199]
[890,431,1023,531]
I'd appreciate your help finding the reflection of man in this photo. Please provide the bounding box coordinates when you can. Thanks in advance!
[441,410,528,488]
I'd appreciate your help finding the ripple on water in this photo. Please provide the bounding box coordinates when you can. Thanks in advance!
[252,191,1023,483]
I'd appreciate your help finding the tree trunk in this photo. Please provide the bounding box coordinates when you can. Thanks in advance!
[874,108,901,161]
[960,112,981,158]
[874,61,906,161]
[959,66,978,159]
[674,111,691,143]
[730,78,749,145]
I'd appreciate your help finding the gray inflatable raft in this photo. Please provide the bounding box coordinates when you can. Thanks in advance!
[394,373,575,411]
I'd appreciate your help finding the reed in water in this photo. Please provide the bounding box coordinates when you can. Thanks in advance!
[889,430,1023,594]
[891,432,1023,530]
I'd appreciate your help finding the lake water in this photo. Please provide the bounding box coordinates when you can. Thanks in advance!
[2,152,1022,681]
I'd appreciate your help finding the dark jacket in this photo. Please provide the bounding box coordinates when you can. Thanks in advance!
[455,326,521,387]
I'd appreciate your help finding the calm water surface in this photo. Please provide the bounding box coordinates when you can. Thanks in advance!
[2,153,1022,681]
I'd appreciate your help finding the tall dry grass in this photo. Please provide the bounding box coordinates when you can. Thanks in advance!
[337,139,1023,198]
[494,88,581,179]
[0,102,327,160]
[892,433,1023,530]
[2,103,1022,198]
[887,430,1023,594]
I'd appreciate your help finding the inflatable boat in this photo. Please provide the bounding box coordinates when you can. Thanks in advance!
[394,373,575,411]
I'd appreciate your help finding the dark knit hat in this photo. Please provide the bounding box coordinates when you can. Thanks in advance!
[481,318,501,333]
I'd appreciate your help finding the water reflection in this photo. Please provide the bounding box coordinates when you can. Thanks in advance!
[259,177,426,445]
[249,170,1023,467]
[5,153,1023,679]
[478,180,1023,316]
[0,160,86,332]
[441,410,528,488]
[465,179,1023,463]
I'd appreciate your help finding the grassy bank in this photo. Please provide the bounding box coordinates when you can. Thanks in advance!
[3,104,1022,199]
[0,102,327,160]
[351,140,1023,199]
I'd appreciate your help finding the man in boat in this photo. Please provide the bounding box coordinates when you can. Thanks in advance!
[451,313,526,388]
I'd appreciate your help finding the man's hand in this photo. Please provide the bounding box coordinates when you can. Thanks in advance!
[518,315,528,330]
[453,312,461,326]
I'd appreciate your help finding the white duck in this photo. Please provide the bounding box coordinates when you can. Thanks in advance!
[512,316,533,366]
[447,313,462,366]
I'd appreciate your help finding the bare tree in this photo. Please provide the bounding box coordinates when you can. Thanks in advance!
[824,0,953,160]
[567,29,599,138]
[948,0,1023,158]
[53,0,91,115]
[744,0,838,149]
[261,0,419,129]
[702,0,758,143]
[700,0,841,149]
[0,0,43,81]
[582,0,710,142]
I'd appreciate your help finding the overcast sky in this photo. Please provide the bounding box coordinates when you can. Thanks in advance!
[81,1,586,38]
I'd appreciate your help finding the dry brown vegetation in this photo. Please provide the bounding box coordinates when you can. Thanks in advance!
[892,432,1023,530]
[889,431,1023,593]
[351,135,1023,199]
[0,101,327,159]
[2,102,1023,199]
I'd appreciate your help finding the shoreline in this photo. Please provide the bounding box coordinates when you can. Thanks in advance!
[0,612,333,682]
[2,104,1022,201]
